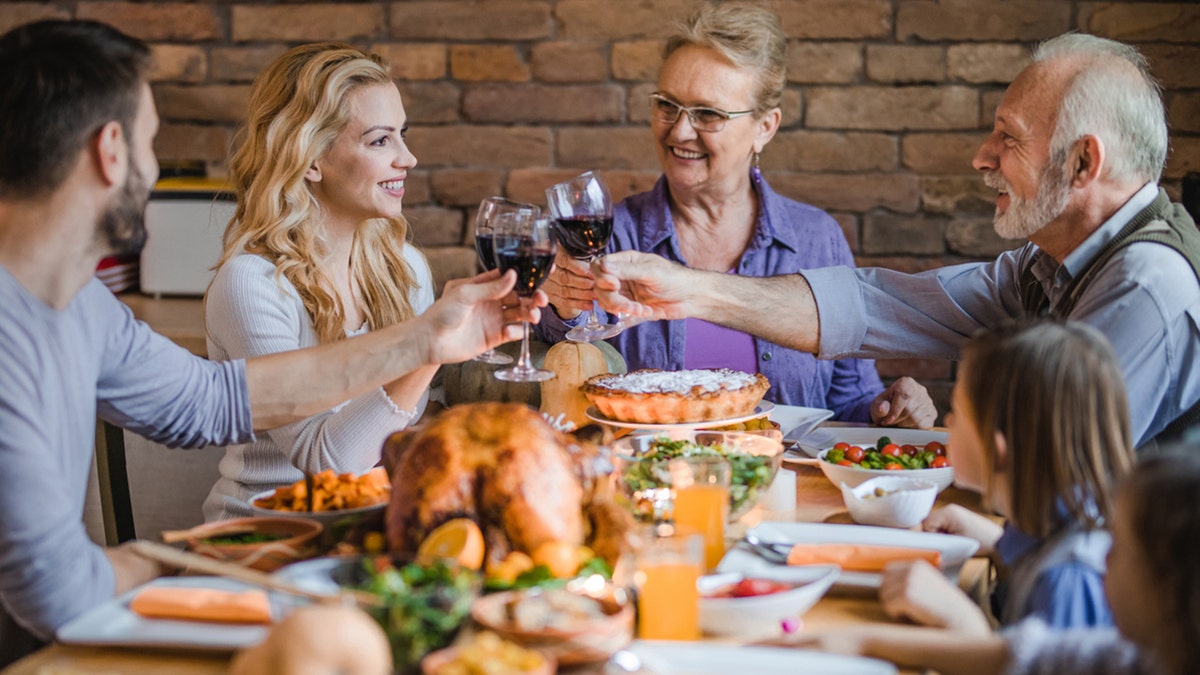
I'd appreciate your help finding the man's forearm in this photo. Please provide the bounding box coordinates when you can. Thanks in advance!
[691,272,821,354]
[244,318,431,431]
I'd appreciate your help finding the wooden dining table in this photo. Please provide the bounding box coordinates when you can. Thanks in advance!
[4,451,989,675]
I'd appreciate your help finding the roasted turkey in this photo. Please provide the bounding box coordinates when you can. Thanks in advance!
[383,402,632,567]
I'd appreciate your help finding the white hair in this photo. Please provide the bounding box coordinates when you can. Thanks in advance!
[1033,33,1167,184]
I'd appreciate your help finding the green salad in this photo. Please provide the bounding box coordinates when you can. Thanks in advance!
[357,558,478,672]
[621,437,775,517]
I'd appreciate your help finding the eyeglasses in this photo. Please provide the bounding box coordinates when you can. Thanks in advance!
[648,93,754,132]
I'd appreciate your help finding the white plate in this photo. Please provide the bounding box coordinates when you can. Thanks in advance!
[788,426,949,458]
[585,401,775,430]
[718,521,979,589]
[771,404,835,442]
[56,576,272,651]
[627,641,896,675]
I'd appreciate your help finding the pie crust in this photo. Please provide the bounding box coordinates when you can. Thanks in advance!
[581,368,770,424]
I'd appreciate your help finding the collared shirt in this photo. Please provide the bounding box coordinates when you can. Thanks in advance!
[804,183,1200,445]
[994,520,1113,629]
[538,174,884,421]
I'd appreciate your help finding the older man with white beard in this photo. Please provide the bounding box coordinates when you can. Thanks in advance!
[590,32,1200,449]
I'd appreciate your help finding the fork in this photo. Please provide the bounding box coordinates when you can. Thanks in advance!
[739,532,793,565]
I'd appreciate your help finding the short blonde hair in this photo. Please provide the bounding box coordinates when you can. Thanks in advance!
[663,2,787,114]
[220,43,420,344]
[959,319,1134,536]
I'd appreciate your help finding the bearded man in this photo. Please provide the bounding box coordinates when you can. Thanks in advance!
[0,20,542,666]
[591,32,1200,448]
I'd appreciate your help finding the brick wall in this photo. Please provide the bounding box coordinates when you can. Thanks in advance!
[6,0,1198,412]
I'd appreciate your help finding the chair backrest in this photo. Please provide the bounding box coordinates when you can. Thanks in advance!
[91,419,224,543]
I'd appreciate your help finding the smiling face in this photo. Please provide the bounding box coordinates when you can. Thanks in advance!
[306,82,415,233]
[973,61,1074,240]
[653,45,778,198]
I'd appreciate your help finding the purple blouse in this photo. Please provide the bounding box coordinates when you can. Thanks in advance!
[537,173,884,422]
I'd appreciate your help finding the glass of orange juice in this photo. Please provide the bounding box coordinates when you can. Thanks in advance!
[668,456,730,570]
[634,525,703,640]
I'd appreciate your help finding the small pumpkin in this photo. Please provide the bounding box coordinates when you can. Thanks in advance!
[540,340,627,429]
[441,340,550,408]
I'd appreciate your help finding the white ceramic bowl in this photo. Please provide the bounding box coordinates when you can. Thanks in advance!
[697,565,839,638]
[840,476,938,528]
[816,448,954,493]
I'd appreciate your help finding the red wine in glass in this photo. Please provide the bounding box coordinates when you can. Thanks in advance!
[475,233,496,272]
[496,238,554,298]
[494,214,557,383]
[472,197,538,365]
[553,215,613,260]
[545,171,621,342]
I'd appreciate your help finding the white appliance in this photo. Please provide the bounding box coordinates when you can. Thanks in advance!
[140,177,235,297]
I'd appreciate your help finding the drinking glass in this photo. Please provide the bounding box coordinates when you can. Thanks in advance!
[493,213,557,382]
[544,170,622,342]
[472,197,540,365]
[669,456,731,571]
[634,524,703,641]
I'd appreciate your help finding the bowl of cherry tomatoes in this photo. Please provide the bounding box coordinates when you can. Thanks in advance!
[816,436,953,493]
[697,566,839,638]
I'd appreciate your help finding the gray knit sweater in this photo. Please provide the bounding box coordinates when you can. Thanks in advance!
[202,249,433,520]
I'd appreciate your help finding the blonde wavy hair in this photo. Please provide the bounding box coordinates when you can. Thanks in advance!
[219,42,419,344]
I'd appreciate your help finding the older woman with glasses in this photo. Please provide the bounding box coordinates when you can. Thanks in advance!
[538,2,935,427]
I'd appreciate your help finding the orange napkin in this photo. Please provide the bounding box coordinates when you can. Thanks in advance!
[129,586,273,624]
[786,544,942,572]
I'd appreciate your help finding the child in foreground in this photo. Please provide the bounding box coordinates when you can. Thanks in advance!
[878,319,1134,632]
[799,451,1200,675]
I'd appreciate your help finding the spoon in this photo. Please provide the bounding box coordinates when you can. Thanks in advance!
[740,532,793,565]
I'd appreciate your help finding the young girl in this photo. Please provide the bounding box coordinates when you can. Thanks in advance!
[802,452,1200,675]
[878,319,1134,633]
[203,44,437,520]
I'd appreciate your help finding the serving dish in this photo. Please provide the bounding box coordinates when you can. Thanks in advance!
[789,426,948,458]
[816,448,954,493]
[625,641,897,675]
[718,521,979,589]
[586,401,774,430]
[470,585,633,665]
[180,516,323,572]
[697,565,838,638]
[612,430,784,522]
[56,576,271,651]
[840,476,938,528]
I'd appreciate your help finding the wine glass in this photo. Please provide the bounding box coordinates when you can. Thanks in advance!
[493,212,557,383]
[545,170,622,342]
[472,197,539,365]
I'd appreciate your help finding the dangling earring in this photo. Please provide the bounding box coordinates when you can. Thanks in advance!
[753,151,760,168]
[751,150,762,185]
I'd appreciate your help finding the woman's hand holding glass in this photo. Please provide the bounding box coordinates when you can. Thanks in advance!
[544,170,623,342]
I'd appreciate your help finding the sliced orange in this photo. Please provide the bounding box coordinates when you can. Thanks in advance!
[485,551,535,584]
[416,519,485,570]
[531,540,581,579]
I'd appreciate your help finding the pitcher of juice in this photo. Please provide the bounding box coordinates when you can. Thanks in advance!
[635,525,703,640]
[669,456,730,570]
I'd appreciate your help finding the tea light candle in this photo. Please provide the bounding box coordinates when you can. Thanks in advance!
[763,468,797,513]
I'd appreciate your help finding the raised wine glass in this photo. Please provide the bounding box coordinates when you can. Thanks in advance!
[545,170,622,342]
[493,212,557,383]
[472,197,540,365]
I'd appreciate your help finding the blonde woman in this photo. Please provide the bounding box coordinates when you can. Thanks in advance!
[203,43,435,520]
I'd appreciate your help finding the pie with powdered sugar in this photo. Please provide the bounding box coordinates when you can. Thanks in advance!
[581,368,770,425]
